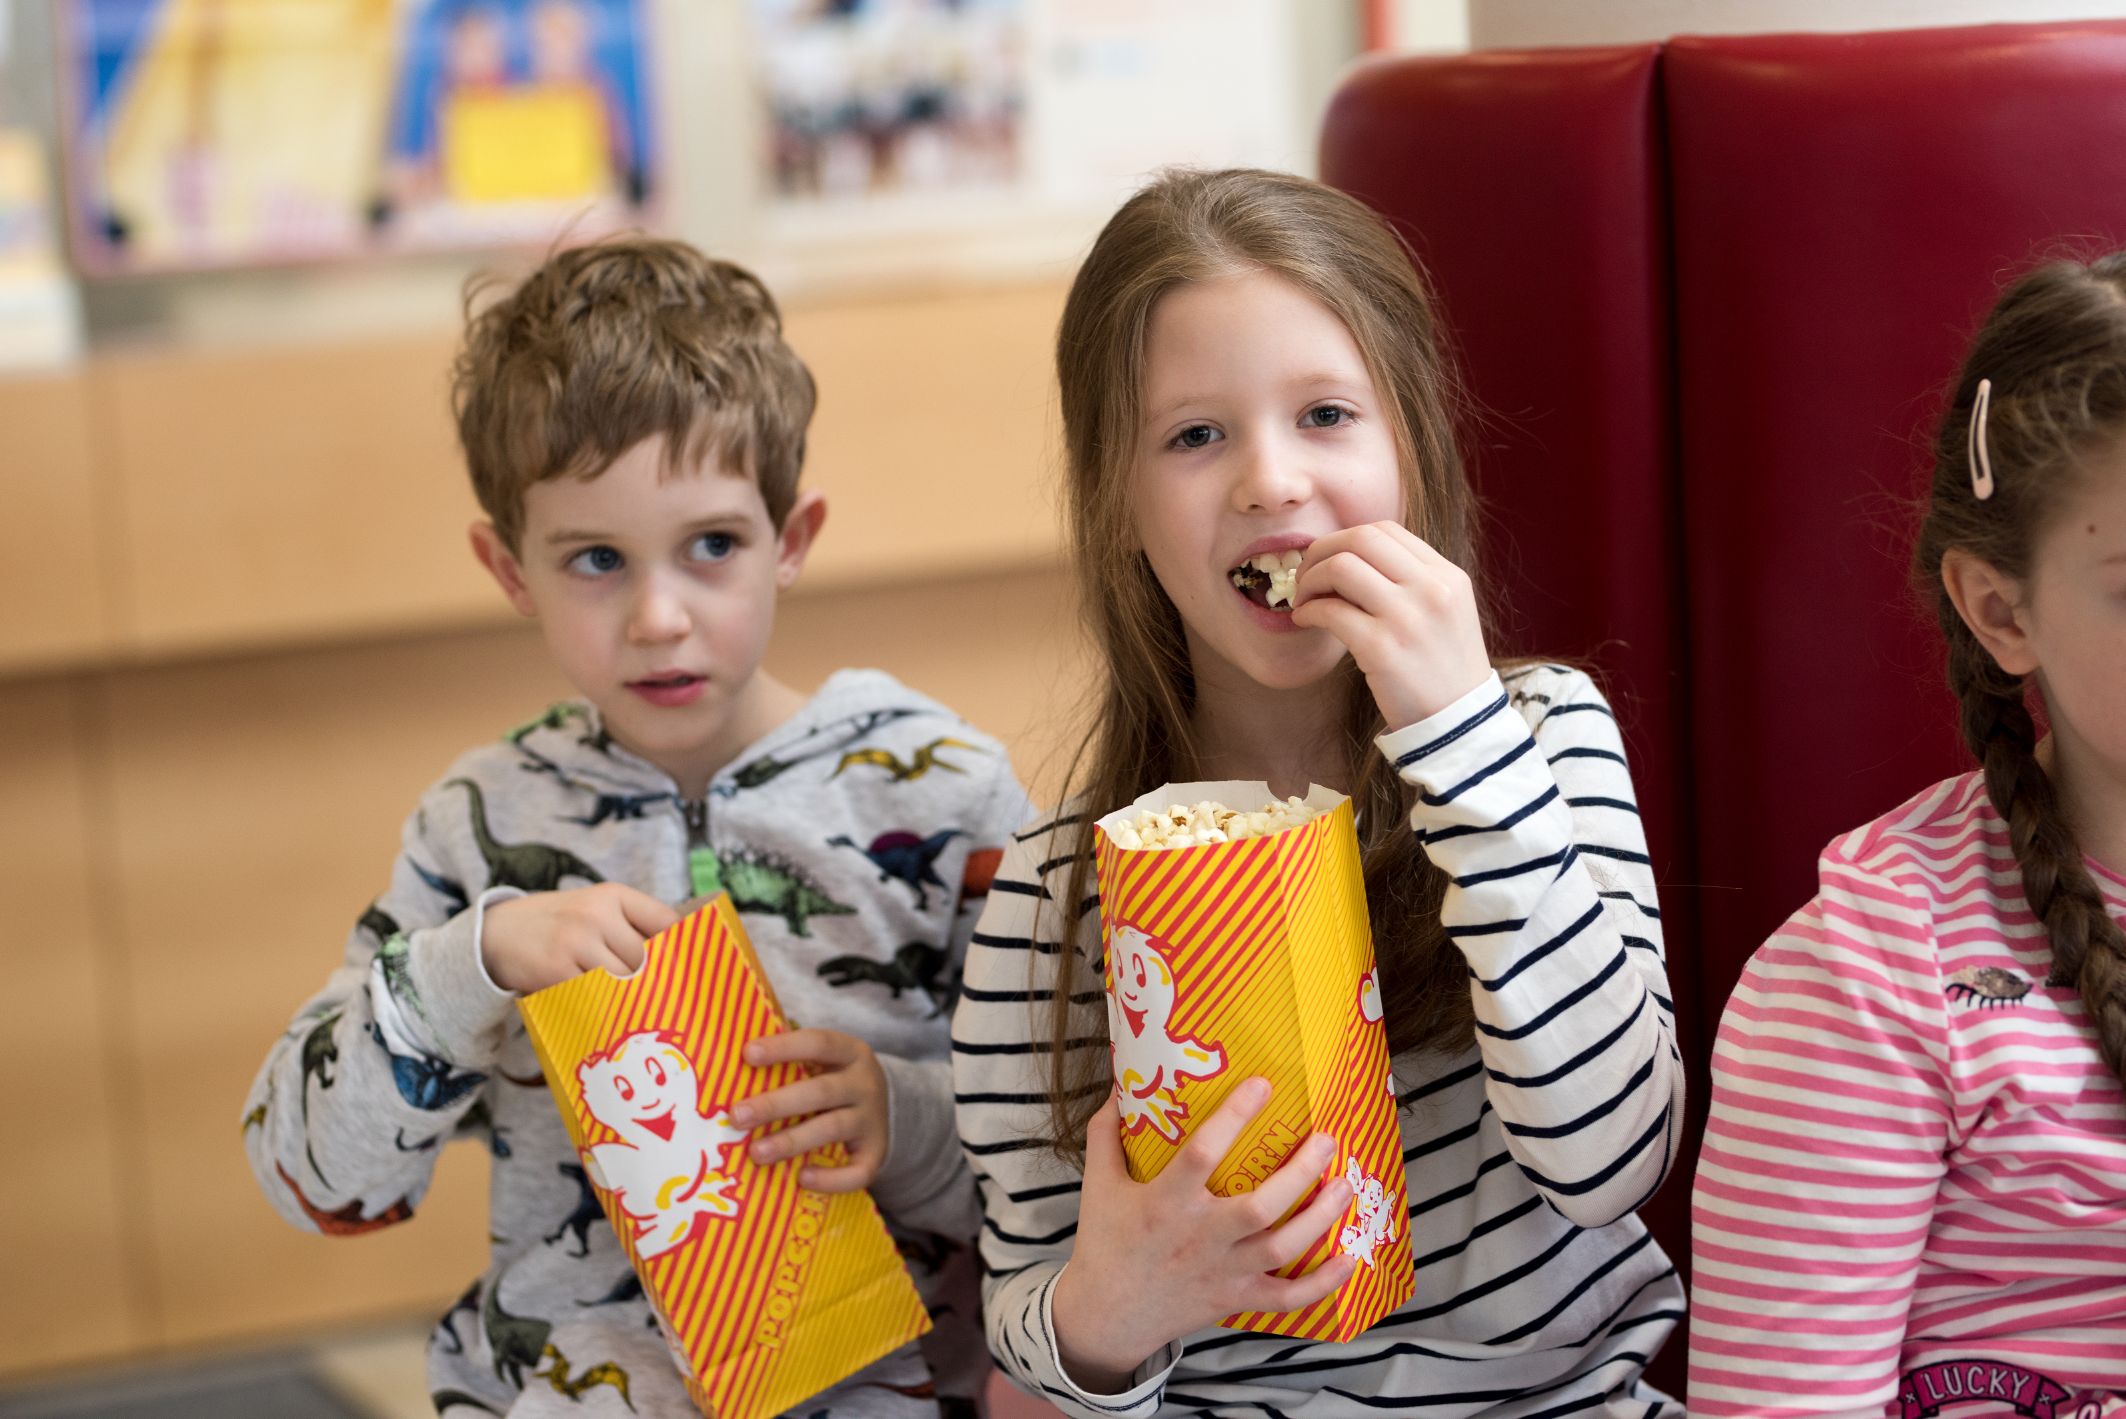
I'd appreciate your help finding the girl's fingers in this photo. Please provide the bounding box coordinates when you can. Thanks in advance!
[729,1072,851,1129]
[1246,1169,1353,1272]
[1294,549,1402,618]
[1225,1132,1337,1238]
[746,1027,857,1069]
[1287,594,1383,660]
[749,1106,861,1164]
[1081,1091,1131,1184]
[1241,1254,1356,1316]
[1168,1078,1271,1192]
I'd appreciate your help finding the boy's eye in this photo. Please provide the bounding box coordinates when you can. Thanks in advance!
[1171,424,1221,451]
[689,531,737,562]
[568,545,623,576]
[1305,405,1350,428]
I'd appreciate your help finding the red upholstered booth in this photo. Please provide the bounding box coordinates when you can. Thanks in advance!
[1321,18,2126,1394]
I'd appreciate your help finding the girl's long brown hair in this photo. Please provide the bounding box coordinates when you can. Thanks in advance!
[1039,168,1495,1162]
[1914,253,2126,1094]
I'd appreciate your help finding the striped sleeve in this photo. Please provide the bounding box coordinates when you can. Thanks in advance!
[1377,666,1684,1228]
[1687,833,1953,1417]
[950,819,1181,1419]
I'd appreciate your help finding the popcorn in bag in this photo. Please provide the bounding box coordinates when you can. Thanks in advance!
[517,894,929,1419]
[1094,781,1413,1342]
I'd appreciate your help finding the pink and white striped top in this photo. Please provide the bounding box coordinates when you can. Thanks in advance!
[1689,772,2126,1418]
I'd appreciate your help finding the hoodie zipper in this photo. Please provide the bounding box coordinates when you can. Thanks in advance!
[682,797,723,899]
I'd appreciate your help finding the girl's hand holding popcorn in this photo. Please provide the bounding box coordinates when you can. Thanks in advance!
[1049,1080,1355,1393]
[1289,521,1493,732]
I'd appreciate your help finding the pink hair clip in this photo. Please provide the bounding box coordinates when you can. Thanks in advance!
[1969,377,1996,501]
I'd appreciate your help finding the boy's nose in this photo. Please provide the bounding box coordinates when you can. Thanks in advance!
[625,579,691,643]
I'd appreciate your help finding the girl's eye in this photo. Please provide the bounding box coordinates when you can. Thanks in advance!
[567,545,623,576]
[689,531,737,562]
[1171,423,1222,451]
[1306,405,1350,428]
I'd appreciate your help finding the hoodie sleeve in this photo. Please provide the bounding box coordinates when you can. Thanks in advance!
[242,771,519,1235]
[870,751,1035,1239]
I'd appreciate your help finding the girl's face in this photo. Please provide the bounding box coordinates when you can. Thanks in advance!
[1132,269,1404,693]
[2019,450,2126,788]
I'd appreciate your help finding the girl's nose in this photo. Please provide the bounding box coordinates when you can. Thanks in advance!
[1230,433,1311,514]
[626,576,691,644]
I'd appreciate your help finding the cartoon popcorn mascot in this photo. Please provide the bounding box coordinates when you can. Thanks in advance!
[577,1030,748,1258]
[1106,924,1227,1142]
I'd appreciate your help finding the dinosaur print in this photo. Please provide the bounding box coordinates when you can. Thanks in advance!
[482,1281,554,1389]
[366,1022,487,1110]
[537,1349,635,1410]
[431,1391,501,1417]
[438,1282,479,1354]
[460,1095,513,1158]
[818,942,956,1016]
[717,706,926,796]
[577,1270,645,1307]
[241,1102,267,1133]
[545,1161,605,1258]
[409,855,472,916]
[449,779,604,893]
[829,828,964,910]
[374,933,428,1027]
[721,848,856,937]
[569,790,675,828]
[358,903,400,944]
[506,702,592,745]
[395,1127,440,1152]
[831,736,985,784]
[299,1011,341,1185]
[274,1162,414,1235]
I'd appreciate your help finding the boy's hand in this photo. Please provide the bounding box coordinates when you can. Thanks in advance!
[729,1029,889,1192]
[1050,1080,1353,1392]
[480,884,678,994]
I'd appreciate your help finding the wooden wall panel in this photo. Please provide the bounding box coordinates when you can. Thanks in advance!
[0,375,114,670]
[0,681,140,1374]
[95,627,566,1348]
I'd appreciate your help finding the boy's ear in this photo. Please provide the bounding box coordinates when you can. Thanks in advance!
[773,491,828,590]
[469,521,539,618]
[1942,548,2038,677]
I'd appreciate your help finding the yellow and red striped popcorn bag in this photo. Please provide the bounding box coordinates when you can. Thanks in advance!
[517,894,929,1419]
[1093,781,1413,1342]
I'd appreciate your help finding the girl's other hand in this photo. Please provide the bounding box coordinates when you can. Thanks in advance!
[1048,1079,1355,1393]
[1289,520,1492,732]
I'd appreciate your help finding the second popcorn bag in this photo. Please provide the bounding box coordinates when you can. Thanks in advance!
[1092,781,1414,1342]
[517,894,929,1419]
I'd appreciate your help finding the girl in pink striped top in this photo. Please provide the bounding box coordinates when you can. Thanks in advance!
[1689,256,2126,1417]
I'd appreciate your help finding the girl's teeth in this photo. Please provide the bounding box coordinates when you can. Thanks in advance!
[1246,551,1302,607]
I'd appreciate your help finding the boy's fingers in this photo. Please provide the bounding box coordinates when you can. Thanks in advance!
[602,932,646,973]
[610,885,681,939]
[797,1160,875,1194]
[729,1073,851,1129]
[1168,1078,1269,1193]
[749,1107,861,1164]
[746,1027,856,1069]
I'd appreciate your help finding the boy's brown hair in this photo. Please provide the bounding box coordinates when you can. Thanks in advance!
[452,236,816,551]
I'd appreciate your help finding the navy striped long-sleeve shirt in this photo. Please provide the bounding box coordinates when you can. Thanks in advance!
[950,664,1687,1418]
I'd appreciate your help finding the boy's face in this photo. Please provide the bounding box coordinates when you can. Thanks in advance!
[473,436,824,796]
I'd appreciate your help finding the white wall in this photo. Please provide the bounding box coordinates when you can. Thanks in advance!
[1472,0,2126,48]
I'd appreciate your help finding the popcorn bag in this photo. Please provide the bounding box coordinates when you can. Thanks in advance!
[1094,782,1413,1342]
[517,894,929,1419]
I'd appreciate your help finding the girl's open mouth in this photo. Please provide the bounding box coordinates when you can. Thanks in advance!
[1228,550,1302,610]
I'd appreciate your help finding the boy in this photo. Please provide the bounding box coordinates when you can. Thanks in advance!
[243,238,1027,1418]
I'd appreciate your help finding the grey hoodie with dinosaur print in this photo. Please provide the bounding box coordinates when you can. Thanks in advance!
[244,670,1030,1419]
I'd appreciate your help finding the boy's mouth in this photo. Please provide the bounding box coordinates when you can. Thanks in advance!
[1228,550,1303,610]
[627,672,706,707]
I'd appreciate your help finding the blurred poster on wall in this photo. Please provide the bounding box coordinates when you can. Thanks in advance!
[751,0,1024,222]
[0,129,83,368]
[59,0,659,274]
